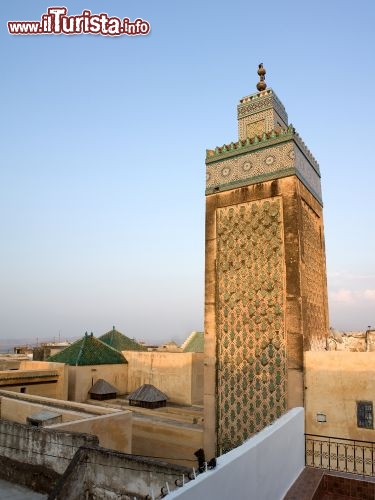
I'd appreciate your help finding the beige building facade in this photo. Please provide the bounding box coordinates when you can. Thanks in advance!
[68,363,128,402]
[305,351,375,442]
[0,360,68,400]
[204,69,329,456]
[125,351,204,406]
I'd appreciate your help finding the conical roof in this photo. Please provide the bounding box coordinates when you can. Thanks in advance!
[99,326,147,352]
[89,378,118,395]
[128,384,168,403]
[48,332,127,366]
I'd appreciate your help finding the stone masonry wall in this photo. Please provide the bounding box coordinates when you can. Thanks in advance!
[49,445,192,500]
[0,419,98,475]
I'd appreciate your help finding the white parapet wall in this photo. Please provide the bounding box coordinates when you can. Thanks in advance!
[168,407,304,500]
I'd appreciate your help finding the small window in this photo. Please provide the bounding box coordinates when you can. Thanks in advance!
[20,387,26,394]
[357,401,373,429]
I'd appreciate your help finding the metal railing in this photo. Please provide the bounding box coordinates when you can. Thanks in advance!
[305,433,375,476]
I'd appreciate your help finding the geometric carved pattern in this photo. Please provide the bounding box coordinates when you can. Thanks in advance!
[216,197,287,453]
[240,110,273,140]
[238,96,275,116]
[239,108,287,141]
[246,119,266,139]
[301,200,327,350]
[237,90,288,125]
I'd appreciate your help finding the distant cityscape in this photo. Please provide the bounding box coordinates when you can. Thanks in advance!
[0,336,80,353]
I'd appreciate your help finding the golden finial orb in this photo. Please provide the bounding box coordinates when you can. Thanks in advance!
[256,63,267,91]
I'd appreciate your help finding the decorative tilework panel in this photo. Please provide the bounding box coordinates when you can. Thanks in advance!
[206,142,323,204]
[206,143,294,190]
[301,200,327,350]
[295,148,322,202]
[237,90,288,125]
[216,198,287,453]
[238,96,274,116]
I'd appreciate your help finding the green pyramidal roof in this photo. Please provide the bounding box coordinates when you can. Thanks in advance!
[181,331,204,353]
[99,327,147,352]
[48,332,128,366]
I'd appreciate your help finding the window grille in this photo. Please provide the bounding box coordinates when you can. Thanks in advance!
[357,401,373,429]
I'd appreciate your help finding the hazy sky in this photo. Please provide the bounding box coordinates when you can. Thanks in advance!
[1,1,375,345]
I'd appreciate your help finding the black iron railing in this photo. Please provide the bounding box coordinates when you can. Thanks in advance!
[305,433,375,476]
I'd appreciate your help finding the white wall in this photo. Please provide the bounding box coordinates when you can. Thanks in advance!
[168,408,304,500]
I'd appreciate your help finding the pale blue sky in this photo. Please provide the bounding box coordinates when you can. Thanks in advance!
[1,1,375,345]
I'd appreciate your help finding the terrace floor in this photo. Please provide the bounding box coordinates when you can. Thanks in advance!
[284,467,375,500]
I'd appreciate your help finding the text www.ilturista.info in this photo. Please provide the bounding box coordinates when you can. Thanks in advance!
[8,7,151,36]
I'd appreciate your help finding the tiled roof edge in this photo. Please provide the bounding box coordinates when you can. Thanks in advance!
[206,125,319,172]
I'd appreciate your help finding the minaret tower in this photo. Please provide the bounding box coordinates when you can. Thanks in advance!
[204,65,329,456]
